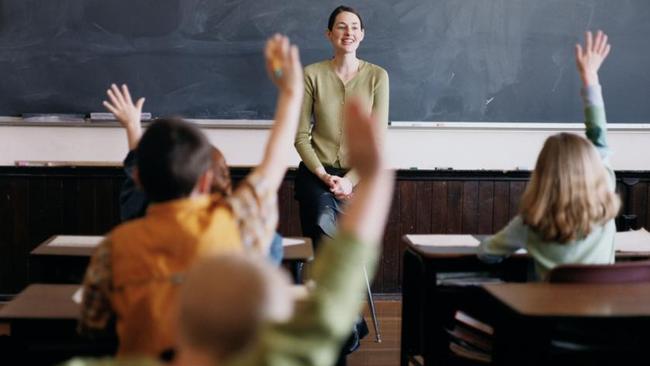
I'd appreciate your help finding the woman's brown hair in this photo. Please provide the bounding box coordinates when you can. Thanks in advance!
[519,133,620,243]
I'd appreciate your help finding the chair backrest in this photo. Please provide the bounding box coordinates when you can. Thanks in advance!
[548,261,650,284]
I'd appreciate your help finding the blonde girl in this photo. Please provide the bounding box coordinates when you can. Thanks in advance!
[478,31,620,279]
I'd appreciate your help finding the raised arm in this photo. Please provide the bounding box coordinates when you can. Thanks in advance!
[575,30,611,158]
[102,84,149,221]
[250,35,304,187]
[226,36,304,254]
[103,84,145,151]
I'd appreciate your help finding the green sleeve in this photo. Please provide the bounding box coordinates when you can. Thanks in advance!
[582,84,615,186]
[295,72,324,174]
[478,216,527,263]
[227,232,379,366]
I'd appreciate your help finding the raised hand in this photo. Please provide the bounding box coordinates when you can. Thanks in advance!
[103,84,146,150]
[264,34,303,96]
[575,30,611,87]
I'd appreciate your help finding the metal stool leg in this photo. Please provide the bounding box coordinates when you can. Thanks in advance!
[364,266,382,343]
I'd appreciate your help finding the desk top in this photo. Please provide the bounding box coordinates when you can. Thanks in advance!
[404,232,650,259]
[0,284,79,320]
[31,235,314,261]
[483,283,650,318]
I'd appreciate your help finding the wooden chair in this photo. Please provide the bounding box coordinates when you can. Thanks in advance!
[545,261,650,364]
[548,260,650,284]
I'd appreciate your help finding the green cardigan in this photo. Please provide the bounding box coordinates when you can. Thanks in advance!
[295,59,389,184]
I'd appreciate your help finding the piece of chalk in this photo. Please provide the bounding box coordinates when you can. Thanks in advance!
[272,58,282,78]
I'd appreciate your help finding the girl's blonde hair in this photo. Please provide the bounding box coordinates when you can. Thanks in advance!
[520,133,620,243]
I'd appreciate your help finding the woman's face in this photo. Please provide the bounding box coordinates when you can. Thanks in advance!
[327,11,364,55]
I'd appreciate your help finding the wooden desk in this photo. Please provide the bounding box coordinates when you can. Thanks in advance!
[30,235,314,284]
[0,284,116,363]
[480,283,650,365]
[400,235,528,366]
[484,283,650,317]
[400,232,650,366]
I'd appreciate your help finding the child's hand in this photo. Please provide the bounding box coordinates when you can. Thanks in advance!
[103,84,145,129]
[344,98,385,179]
[103,84,145,150]
[264,34,303,96]
[575,30,611,87]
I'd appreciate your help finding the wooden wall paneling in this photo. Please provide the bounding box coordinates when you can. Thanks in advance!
[77,176,97,235]
[431,181,448,233]
[390,181,417,293]
[508,181,526,218]
[287,181,302,237]
[461,181,479,234]
[112,177,125,225]
[61,177,82,234]
[630,181,648,230]
[646,182,650,230]
[8,177,29,294]
[0,177,14,293]
[492,181,510,231]
[446,181,463,233]
[477,181,495,234]
[415,181,433,233]
[374,184,401,292]
[277,180,296,237]
[94,177,117,234]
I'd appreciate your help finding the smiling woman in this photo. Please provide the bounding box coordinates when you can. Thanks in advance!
[294,5,390,250]
[293,6,389,364]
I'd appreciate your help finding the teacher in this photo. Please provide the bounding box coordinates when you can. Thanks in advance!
[294,5,389,247]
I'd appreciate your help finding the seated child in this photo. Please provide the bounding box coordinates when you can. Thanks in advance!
[115,107,283,265]
[79,34,304,357]
[63,51,395,366]
[478,31,620,280]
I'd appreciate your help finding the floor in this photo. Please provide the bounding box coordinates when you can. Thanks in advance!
[348,298,402,366]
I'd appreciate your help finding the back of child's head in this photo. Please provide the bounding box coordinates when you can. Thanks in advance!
[137,118,212,203]
[178,253,293,362]
[520,133,620,243]
[210,147,232,197]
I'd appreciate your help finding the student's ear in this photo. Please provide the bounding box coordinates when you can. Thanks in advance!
[195,169,214,195]
[133,167,143,190]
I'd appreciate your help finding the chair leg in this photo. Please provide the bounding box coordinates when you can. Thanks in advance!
[364,266,382,343]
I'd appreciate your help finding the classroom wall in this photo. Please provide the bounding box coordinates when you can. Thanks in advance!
[0,124,649,169]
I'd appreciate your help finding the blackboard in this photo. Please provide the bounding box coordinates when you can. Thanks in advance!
[0,0,648,122]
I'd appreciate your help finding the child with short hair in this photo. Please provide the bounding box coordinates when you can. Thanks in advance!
[113,86,284,266]
[478,31,620,280]
[79,34,304,357]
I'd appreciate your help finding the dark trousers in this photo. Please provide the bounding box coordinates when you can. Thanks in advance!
[294,163,347,250]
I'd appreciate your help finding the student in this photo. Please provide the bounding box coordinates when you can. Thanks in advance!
[478,31,620,280]
[64,85,393,366]
[79,34,304,358]
[294,5,389,247]
[114,97,284,265]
